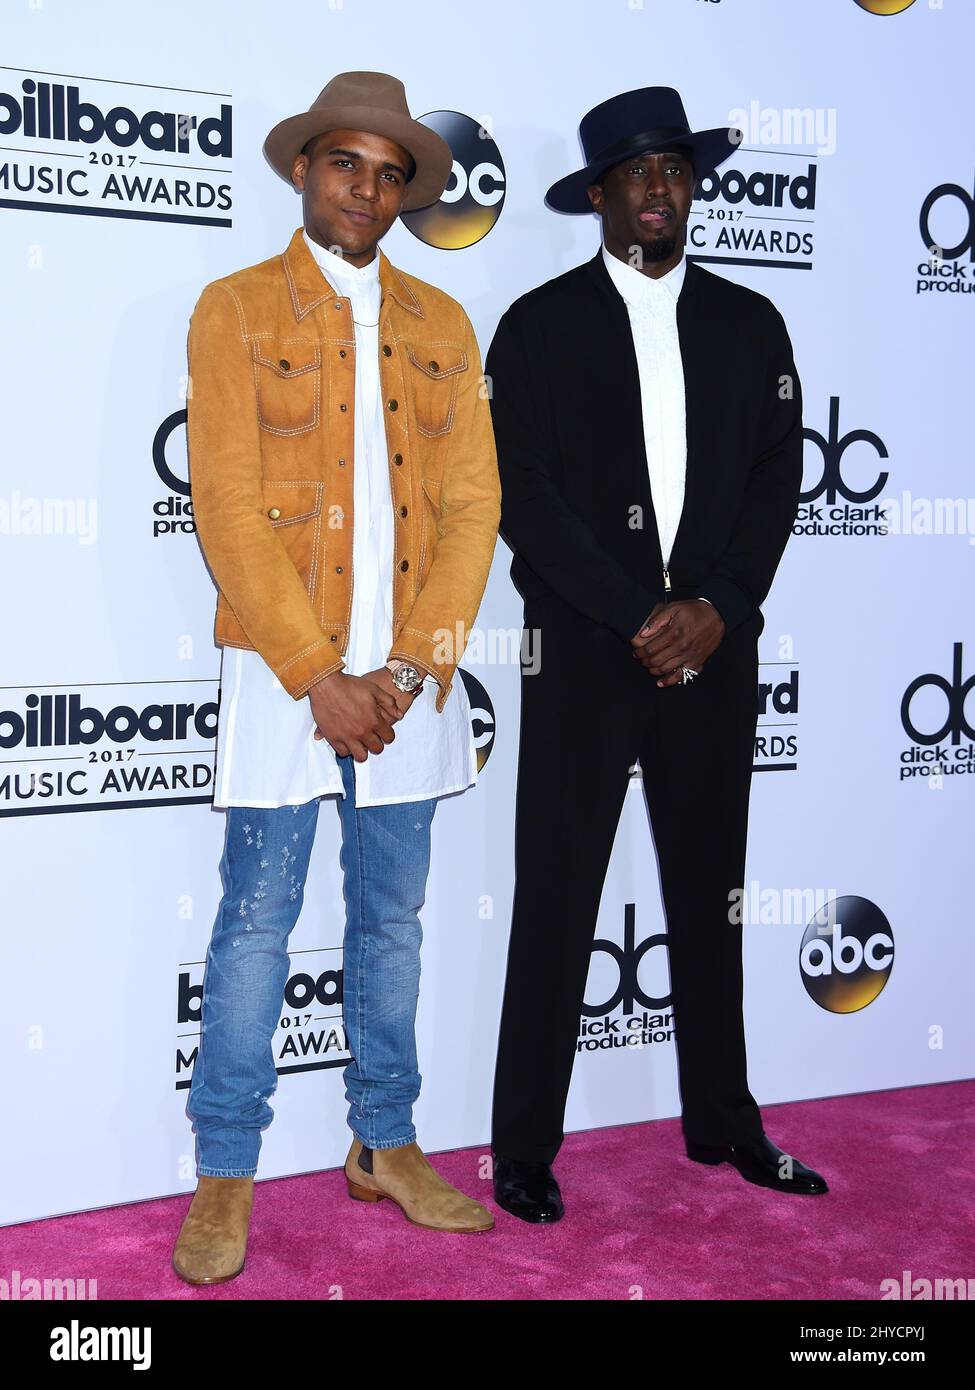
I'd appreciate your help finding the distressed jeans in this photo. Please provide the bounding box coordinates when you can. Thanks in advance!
[186,754,437,1177]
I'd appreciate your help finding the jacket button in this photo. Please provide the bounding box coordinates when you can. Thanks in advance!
[400,559,409,572]
[278,359,290,371]
[399,505,408,517]
[338,458,346,467]
[335,566,343,574]
[330,634,338,641]
[393,453,403,465]
[339,403,348,412]
[428,360,439,372]
[382,344,392,357]
[334,302,342,310]
[387,399,398,411]
[267,507,281,520]
[339,349,347,359]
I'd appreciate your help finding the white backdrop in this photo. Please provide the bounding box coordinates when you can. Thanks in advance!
[2,0,972,1225]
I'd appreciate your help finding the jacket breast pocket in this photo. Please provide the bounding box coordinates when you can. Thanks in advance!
[406,344,467,438]
[262,480,324,600]
[252,340,321,436]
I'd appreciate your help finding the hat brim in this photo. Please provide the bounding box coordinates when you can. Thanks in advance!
[263,105,453,211]
[545,127,740,214]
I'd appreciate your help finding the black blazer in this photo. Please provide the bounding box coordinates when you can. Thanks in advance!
[484,249,803,643]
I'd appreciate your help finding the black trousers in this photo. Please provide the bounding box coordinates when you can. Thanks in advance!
[492,596,766,1164]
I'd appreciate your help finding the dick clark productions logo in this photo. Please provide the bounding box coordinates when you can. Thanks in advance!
[796,396,889,539]
[899,643,975,783]
[578,904,675,1056]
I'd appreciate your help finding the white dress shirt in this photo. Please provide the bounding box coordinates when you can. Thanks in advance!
[212,232,477,809]
[601,243,687,569]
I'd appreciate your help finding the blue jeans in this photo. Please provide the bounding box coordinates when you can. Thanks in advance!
[186,755,437,1177]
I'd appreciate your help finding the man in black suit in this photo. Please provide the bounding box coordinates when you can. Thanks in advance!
[486,87,827,1223]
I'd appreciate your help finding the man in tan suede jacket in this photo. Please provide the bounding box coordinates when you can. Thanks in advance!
[174,72,500,1285]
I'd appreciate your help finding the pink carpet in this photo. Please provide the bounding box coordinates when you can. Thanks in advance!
[3,1081,973,1300]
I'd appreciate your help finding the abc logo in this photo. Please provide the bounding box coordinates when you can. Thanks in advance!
[401,111,505,249]
[458,667,495,772]
[800,896,894,1013]
[853,1,917,14]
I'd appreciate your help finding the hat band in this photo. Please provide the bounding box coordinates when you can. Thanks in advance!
[588,125,692,170]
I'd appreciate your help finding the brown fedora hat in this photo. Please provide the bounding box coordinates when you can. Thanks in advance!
[263,71,453,211]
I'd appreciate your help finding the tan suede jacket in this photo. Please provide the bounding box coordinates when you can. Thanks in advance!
[185,225,500,712]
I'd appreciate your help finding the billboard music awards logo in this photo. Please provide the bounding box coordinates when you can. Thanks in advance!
[0,671,493,818]
[917,171,975,298]
[177,948,348,1090]
[400,112,505,248]
[796,396,890,539]
[800,896,894,1013]
[0,681,217,816]
[899,643,975,784]
[578,904,674,1056]
[756,660,799,772]
[627,663,800,773]
[688,112,817,270]
[0,68,233,226]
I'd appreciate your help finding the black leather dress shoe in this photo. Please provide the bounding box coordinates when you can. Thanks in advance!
[686,1133,828,1195]
[493,1155,564,1223]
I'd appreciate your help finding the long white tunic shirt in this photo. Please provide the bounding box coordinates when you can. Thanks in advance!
[601,244,687,568]
[212,232,477,809]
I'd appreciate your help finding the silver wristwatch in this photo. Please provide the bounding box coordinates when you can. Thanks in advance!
[385,659,424,693]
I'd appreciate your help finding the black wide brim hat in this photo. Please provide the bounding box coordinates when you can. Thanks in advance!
[546,86,741,214]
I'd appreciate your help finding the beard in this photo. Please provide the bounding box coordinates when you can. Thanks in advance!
[641,232,678,262]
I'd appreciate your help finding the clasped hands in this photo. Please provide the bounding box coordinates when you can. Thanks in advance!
[630,599,725,687]
[307,665,423,763]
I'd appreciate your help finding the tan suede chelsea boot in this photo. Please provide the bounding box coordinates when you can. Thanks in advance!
[345,1138,493,1233]
[172,1174,255,1285]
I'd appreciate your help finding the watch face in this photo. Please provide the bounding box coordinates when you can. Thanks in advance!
[393,664,421,691]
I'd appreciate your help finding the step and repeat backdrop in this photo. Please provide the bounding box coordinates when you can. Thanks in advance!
[2,0,972,1224]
